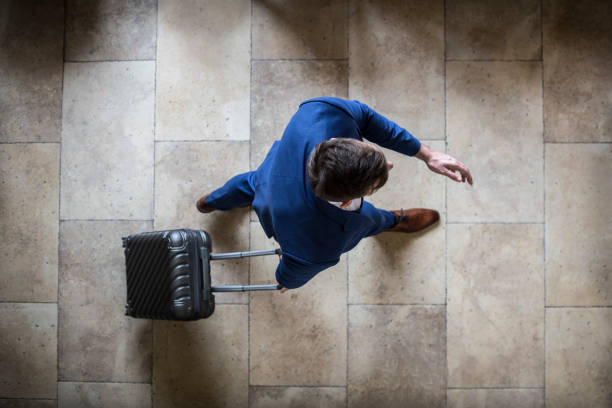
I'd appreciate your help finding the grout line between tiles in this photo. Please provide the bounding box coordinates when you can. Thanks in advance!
[252,58,348,62]
[443,0,449,406]
[64,59,156,63]
[59,219,154,222]
[346,252,349,408]
[544,141,611,144]
[541,2,547,404]
[248,0,254,402]
[445,59,543,62]
[152,1,159,406]
[0,397,57,401]
[0,141,61,144]
[545,305,612,309]
[348,303,446,306]
[58,380,152,385]
[447,387,545,390]
[0,300,58,304]
[58,0,67,400]
[155,139,250,143]
[250,385,347,389]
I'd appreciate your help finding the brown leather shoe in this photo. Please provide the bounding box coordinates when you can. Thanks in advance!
[387,208,439,233]
[196,194,216,213]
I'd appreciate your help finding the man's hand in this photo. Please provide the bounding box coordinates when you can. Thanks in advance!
[279,287,289,293]
[416,144,473,185]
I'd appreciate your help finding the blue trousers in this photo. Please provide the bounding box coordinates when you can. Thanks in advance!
[205,171,396,236]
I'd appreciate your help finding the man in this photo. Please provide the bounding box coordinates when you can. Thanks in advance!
[196,97,472,292]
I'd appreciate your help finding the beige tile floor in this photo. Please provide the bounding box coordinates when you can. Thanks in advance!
[0,0,610,407]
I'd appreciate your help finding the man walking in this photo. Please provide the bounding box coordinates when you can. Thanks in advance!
[196,97,472,292]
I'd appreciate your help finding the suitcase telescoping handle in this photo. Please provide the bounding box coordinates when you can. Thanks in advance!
[208,248,282,292]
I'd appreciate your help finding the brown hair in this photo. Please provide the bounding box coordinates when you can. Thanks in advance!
[307,138,389,202]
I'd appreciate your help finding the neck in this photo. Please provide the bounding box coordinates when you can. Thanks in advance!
[339,200,353,209]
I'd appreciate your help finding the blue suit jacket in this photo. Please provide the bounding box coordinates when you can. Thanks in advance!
[251,97,421,289]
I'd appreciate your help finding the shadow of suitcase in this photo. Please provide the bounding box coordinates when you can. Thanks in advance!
[122,229,280,321]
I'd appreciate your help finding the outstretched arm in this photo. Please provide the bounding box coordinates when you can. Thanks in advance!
[415,143,473,185]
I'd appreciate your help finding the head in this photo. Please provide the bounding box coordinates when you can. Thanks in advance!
[307,138,392,202]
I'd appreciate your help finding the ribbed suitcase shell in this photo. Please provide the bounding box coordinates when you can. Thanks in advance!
[122,229,215,320]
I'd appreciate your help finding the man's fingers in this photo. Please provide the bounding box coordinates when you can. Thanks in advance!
[446,162,473,185]
[442,168,462,182]
[280,287,288,293]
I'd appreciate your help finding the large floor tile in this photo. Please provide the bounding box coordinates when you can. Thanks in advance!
[348,225,444,305]
[446,0,541,60]
[153,305,248,408]
[58,221,153,382]
[447,224,544,387]
[250,223,347,386]
[0,0,63,142]
[546,144,611,306]
[60,61,155,220]
[58,382,151,408]
[544,0,612,142]
[250,387,345,408]
[0,303,57,399]
[251,60,347,169]
[348,305,445,407]
[65,0,156,61]
[349,143,445,304]
[349,0,444,141]
[156,0,250,141]
[447,389,544,408]
[546,308,612,408]
[0,144,59,302]
[0,400,56,408]
[447,62,543,222]
[155,141,250,303]
[253,0,347,59]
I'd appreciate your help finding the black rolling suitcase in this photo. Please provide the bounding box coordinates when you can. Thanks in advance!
[122,229,281,321]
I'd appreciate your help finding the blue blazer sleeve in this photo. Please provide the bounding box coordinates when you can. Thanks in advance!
[302,97,422,156]
[356,101,422,156]
[275,253,339,289]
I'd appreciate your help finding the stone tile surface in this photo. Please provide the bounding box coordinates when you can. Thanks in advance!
[349,143,445,304]
[446,0,541,60]
[0,144,59,302]
[253,0,347,59]
[447,62,543,222]
[447,389,544,408]
[0,400,56,408]
[250,223,347,386]
[60,61,155,220]
[0,0,63,142]
[58,221,153,382]
[349,0,444,141]
[155,141,250,303]
[546,308,612,408]
[348,305,445,408]
[250,387,345,408]
[543,0,612,142]
[153,305,248,408]
[65,0,156,61]
[0,303,57,399]
[156,0,250,141]
[447,224,544,387]
[348,225,445,305]
[546,144,612,306]
[251,60,347,169]
[58,382,151,408]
